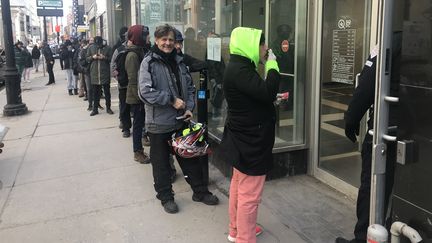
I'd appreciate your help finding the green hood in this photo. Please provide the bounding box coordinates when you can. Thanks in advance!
[229,27,262,68]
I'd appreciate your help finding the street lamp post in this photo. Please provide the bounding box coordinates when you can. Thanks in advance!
[1,0,28,116]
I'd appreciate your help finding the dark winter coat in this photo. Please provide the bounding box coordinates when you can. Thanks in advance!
[42,46,54,63]
[86,43,112,85]
[221,27,280,176]
[31,46,41,59]
[23,49,33,68]
[60,47,75,69]
[125,44,146,105]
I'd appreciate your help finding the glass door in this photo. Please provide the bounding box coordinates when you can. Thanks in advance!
[317,0,372,188]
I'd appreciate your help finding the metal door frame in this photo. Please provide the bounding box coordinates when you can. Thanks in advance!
[308,0,380,200]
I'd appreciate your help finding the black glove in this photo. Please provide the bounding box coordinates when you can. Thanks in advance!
[345,122,359,143]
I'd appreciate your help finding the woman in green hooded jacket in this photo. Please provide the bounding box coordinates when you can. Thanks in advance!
[222,27,281,243]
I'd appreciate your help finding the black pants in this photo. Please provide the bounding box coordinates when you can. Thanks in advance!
[47,62,55,84]
[119,88,131,131]
[92,84,111,111]
[148,131,209,203]
[354,134,396,240]
[131,103,145,152]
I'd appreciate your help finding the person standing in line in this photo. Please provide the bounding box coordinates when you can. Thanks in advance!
[22,46,33,82]
[74,39,86,97]
[31,44,41,73]
[72,39,81,95]
[41,41,55,85]
[125,25,151,164]
[139,24,219,214]
[86,36,113,116]
[221,27,281,243]
[62,40,76,95]
[14,41,25,79]
[110,26,131,137]
[79,39,93,111]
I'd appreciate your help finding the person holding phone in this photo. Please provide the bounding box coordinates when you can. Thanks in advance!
[86,36,113,116]
[221,27,280,243]
[138,24,219,214]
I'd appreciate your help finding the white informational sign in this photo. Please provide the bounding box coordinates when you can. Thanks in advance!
[207,37,222,62]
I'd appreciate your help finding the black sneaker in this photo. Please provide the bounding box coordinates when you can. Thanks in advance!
[162,200,179,214]
[106,108,114,114]
[87,106,92,111]
[90,110,98,116]
[335,237,365,243]
[192,192,219,205]
[122,130,130,138]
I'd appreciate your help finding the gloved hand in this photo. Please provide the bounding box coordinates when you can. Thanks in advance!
[267,49,276,61]
[265,49,279,73]
[345,122,359,143]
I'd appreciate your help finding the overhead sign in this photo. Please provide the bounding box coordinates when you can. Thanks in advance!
[37,0,63,8]
[37,9,63,17]
[77,25,90,33]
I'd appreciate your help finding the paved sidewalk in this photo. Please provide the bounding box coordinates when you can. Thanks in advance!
[0,65,308,243]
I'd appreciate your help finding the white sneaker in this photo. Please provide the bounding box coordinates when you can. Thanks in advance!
[227,226,263,242]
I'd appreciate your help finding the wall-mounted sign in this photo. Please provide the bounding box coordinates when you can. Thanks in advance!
[36,0,63,8]
[77,25,90,33]
[331,29,356,84]
[207,37,221,62]
[37,9,63,17]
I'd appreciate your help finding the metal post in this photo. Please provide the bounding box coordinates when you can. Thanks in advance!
[1,0,28,116]
[56,16,60,44]
[43,16,48,42]
[197,70,209,185]
[370,0,394,225]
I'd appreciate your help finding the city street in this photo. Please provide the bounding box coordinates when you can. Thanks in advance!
[0,64,356,242]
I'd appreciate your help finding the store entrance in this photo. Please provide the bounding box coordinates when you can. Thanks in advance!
[317,0,372,187]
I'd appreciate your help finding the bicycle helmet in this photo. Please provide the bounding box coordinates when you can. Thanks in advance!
[170,122,210,158]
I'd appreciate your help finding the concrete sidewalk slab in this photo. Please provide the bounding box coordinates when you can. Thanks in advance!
[0,64,325,242]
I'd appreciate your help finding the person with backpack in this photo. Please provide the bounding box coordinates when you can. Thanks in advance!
[124,25,151,164]
[86,36,113,116]
[111,27,131,137]
[138,24,219,214]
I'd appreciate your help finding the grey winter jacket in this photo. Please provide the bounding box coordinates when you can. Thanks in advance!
[138,51,195,134]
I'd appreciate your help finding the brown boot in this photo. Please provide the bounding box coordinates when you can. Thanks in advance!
[134,150,150,164]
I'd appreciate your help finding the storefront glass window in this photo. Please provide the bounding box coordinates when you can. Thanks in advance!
[269,0,307,147]
[138,0,306,148]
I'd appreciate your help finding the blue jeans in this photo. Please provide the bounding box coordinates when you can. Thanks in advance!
[131,103,145,152]
[66,69,76,90]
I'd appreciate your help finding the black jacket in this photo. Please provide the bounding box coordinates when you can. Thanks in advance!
[345,55,377,131]
[42,46,54,63]
[31,46,41,59]
[222,54,280,175]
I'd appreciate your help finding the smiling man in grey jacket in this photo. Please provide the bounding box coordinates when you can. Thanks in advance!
[138,24,219,214]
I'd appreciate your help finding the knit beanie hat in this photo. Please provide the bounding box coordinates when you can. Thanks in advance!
[128,25,149,47]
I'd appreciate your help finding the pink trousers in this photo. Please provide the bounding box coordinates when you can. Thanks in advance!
[229,168,266,243]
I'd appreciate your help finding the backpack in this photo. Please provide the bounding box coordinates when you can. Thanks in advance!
[114,47,144,87]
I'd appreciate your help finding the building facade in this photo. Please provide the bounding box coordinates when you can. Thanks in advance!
[84,0,431,205]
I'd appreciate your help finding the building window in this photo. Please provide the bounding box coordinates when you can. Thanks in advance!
[137,0,307,149]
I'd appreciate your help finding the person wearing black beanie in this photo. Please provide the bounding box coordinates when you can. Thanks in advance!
[113,26,128,52]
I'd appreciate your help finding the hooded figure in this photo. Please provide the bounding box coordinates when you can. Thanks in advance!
[124,24,151,163]
[221,27,280,243]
